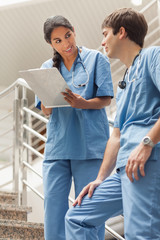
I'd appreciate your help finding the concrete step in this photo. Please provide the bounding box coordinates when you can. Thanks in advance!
[0,239,17,240]
[0,192,18,205]
[0,219,44,239]
[0,204,32,221]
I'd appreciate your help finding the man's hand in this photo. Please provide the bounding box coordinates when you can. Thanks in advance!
[73,179,102,207]
[125,143,152,182]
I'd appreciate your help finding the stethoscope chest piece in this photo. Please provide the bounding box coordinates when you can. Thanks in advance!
[118,80,126,89]
[118,50,142,90]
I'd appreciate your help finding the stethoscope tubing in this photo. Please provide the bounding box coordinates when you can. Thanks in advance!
[72,47,90,88]
[118,50,142,89]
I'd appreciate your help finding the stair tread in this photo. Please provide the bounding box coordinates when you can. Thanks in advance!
[0,219,44,229]
[0,192,17,197]
[0,204,32,212]
[0,239,17,240]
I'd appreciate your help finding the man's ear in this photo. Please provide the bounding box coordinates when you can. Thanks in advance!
[119,27,127,40]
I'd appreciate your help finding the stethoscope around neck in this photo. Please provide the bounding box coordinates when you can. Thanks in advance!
[72,47,90,88]
[118,50,142,89]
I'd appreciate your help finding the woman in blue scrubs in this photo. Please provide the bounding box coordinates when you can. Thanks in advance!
[35,15,113,240]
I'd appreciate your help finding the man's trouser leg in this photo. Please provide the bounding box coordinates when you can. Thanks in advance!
[65,172,123,240]
[121,158,160,240]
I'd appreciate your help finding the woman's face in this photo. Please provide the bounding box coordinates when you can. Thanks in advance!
[50,26,77,59]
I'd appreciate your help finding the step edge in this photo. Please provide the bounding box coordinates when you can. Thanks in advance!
[0,205,32,213]
[0,219,44,229]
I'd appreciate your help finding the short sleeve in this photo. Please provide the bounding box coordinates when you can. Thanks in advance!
[114,113,119,128]
[113,105,120,128]
[95,53,114,98]
[35,95,41,110]
[113,87,122,128]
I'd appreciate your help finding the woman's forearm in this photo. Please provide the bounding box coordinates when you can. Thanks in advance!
[41,103,52,116]
[61,89,112,109]
[86,96,111,109]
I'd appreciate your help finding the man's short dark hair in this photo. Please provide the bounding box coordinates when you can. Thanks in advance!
[102,8,148,47]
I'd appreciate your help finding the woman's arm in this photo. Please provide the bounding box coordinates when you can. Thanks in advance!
[85,96,111,109]
[61,89,111,109]
[41,103,52,116]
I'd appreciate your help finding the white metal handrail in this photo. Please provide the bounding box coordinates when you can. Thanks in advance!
[22,160,42,179]
[0,78,31,99]
[23,106,48,124]
[22,142,44,159]
[22,179,44,200]
[105,225,124,240]
[23,124,47,142]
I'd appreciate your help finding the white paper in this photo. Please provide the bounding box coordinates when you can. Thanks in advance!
[19,68,70,108]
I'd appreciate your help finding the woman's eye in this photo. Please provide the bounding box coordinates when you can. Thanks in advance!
[55,39,61,43]
[66,33,71,39]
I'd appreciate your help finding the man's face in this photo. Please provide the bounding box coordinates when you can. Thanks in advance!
[101,27,119,59]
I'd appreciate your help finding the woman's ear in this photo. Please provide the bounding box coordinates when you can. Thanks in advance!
[119,27,127,40]
[49,41,54,49]
[72,26,76,36]
[46,39,53,48]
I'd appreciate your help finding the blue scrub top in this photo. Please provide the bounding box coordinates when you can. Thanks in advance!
[114,46,160,169]
[36,46,113,160]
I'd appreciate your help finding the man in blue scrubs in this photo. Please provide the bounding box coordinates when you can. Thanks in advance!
[65,8,160,240]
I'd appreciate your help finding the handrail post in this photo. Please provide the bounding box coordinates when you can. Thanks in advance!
[21,86,29,205]
[13,86,21,205]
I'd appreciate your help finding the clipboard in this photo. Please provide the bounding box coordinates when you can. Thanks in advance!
[19,68,70,108]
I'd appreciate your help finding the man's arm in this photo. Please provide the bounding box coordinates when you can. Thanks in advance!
[73,128,120,206]
[126,117,160,182]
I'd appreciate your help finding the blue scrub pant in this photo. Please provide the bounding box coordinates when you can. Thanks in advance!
[43,159,105,240]
[65,159,160,240]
